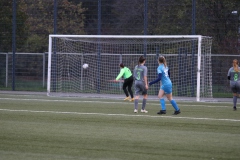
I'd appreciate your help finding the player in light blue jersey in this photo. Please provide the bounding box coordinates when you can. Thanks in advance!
[149,56,180,115]
[227,59,240,111]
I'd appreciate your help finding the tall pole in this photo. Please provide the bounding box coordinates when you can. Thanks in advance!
[238,13,239,54]
[144,0,148,36]
[12,0,16,91]
[98,0,101,35]
[143,0,148,57]
[231,11,239,54]
[192,0,196,35]
[191,0,196,97]
[97,0,102,93]
[52,0,58,92]
[237,12,240,53]
[54,0,57,35]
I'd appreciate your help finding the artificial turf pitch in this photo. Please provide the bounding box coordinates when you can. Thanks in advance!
[0,94,239,160]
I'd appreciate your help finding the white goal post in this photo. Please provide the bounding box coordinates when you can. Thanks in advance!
[47,35,212,101]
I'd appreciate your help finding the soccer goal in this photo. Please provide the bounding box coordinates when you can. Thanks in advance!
[47,35,212,101]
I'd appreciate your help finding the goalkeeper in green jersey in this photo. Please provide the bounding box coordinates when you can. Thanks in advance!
[115,63,134,101]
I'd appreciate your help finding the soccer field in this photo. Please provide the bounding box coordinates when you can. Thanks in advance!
[0,93,239,160]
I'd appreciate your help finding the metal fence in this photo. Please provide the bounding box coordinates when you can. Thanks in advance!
[0,52,48,91]
[0,52,237,98]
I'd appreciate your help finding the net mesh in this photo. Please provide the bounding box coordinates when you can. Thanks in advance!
[48,36,212,99]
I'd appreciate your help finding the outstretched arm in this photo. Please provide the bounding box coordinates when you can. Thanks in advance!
[149,73,162,85]
[116,69,124,80]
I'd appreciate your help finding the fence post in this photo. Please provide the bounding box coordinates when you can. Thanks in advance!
[43,53,45,88]
[6,53,8,87]
[12,0,16,91]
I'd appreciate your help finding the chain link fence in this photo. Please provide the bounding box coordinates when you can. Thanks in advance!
[0,0,240,97]
[0,53,237,98]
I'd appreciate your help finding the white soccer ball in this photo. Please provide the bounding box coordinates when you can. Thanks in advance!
[82,63,89,69]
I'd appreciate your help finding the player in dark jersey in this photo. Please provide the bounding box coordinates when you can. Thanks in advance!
[227,59,240,111]
[133,56,148,113]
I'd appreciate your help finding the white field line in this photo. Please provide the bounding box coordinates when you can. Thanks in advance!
[0,108,239,122]
[0,97,230,108]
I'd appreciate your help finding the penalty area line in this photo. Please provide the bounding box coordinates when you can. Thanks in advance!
[0,109,240,122]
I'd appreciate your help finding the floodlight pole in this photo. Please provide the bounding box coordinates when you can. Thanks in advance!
[143,0,148,57]
[12,0,16,91]
[231,11,239,53]
[191,0,196,97]
[97,0,102,93]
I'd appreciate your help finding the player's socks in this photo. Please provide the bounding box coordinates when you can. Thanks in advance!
[134,99,139,110]
[233,96,237,107]
[170,99,180,111]
[142,98,147,110]
[160,98,166,110]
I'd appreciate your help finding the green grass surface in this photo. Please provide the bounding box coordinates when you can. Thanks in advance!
[0,94,239,160]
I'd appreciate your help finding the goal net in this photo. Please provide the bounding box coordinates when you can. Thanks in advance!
[47,35,212,101]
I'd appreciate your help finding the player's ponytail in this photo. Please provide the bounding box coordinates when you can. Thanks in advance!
[158,56,167,67]
[233,59,239,72]
[138,56,146,66]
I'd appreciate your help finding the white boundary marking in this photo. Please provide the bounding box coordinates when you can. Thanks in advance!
[0,97,230,108]
[0,108,239,122]
[0,97,238,122]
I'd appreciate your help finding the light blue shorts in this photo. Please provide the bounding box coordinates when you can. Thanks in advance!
[160,84,172,94]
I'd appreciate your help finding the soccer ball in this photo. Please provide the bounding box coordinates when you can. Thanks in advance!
[82,63,89,69]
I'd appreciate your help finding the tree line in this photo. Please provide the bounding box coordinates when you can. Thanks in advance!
[0,0,239,54]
